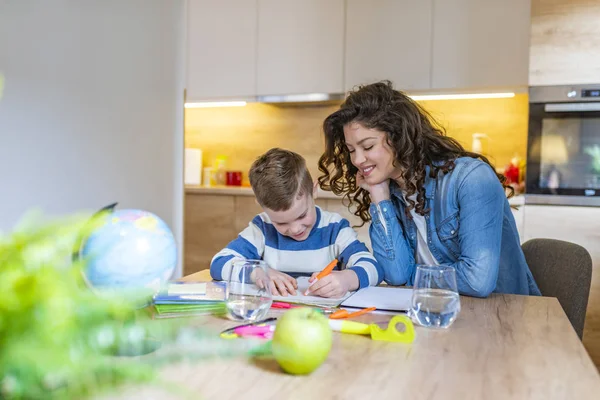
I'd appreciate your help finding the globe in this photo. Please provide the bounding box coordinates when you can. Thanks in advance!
[80,208,177,293]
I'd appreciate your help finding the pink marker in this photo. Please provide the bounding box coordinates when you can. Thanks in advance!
[271,301,301,309]
[234,325,275,338]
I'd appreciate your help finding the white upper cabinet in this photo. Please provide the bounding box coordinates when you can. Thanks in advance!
[256,0,345,96]
[431,0,531,90]
[345,0,433,92]
[185,0,532,100]
[186,0,257,101]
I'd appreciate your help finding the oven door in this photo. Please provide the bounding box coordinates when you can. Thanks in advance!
[526,100,600,206]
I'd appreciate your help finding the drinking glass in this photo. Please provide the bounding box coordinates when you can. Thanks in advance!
[226,260,273,321]
[410,264,461,329]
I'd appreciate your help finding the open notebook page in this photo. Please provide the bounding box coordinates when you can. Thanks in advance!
[272,276,353,307]
[341,286,413,311]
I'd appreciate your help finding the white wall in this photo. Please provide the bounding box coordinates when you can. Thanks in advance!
[0,0,185,276]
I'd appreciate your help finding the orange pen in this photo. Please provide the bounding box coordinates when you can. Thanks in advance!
[304,259,338,295]
[329,307,377,320]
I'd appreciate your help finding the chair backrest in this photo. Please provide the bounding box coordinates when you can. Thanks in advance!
[521,238,592,339]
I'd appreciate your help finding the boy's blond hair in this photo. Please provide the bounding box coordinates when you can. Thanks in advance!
[249,148,314,211]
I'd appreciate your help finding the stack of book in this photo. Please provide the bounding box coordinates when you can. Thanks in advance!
[152,281,226,318]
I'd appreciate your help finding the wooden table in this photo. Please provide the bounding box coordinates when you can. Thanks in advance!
[112,270,600,400]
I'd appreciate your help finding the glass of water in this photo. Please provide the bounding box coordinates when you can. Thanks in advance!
[226,260,273,322]
[410,264,461,329]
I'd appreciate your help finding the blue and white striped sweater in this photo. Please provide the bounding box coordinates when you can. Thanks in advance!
[210,206,383,289]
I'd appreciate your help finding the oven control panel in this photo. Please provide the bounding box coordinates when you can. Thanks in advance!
[582,89,600,98]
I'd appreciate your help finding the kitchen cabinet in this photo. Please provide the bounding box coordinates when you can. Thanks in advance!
[256,0,345,96]
[186,0,257,101]
[522,204,600,368]
[345,0,433,92]
[186,0,533,100]
[184,194,236,275]
[431,0,531,90]
[529,0,600,86]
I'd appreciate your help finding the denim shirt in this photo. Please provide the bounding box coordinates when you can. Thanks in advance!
[369,157,541,297]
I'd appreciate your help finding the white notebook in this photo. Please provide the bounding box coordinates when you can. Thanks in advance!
[341,286,413,312]
[272,276,353,307]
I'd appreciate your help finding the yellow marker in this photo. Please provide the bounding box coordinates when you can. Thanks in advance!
[328,315,415,343]
[328,319,371,335]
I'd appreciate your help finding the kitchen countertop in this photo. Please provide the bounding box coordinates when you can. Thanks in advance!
[185,185,344,200]
[185,185,525,206]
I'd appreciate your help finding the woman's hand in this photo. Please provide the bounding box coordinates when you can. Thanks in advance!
[356,172,391,204]
[306,270,359,298]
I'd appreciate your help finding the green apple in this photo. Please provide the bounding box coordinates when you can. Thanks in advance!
[271,307,332,375]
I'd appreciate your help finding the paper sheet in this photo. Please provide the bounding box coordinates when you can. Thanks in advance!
[341,286,413,311]
[272,277,353,307]
[167,283,207,296]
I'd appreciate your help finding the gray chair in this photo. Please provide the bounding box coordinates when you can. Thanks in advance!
[522,238,592,339]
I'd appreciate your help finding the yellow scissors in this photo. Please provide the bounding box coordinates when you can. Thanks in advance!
[328,315,416,343]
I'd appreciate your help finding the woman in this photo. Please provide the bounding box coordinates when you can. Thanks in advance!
[318,81,540,297]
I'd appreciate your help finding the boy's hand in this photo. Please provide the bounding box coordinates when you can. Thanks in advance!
[256,268,297,296]
[307,270,359,298]
[356,172,390,204]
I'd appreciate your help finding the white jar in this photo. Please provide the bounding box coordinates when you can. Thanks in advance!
[184,148,202,185]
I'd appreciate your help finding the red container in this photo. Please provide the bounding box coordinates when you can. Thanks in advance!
[226,171,242,186]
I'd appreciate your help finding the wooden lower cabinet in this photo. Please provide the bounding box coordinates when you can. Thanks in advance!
[183,194,236,276]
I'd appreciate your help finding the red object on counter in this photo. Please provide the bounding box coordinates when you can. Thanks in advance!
[226,171,242,186]
[504,163,519,184]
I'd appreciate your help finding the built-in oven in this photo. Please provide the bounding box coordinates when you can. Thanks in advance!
[527,84,600,206]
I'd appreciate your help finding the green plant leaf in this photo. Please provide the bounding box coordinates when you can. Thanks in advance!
[0,211,266,399]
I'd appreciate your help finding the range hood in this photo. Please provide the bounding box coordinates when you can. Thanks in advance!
[184,93,345,108]
[184,89,520,108]
[256,92,345,105]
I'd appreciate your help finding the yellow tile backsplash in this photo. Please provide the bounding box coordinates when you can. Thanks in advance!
[185,94,528,185]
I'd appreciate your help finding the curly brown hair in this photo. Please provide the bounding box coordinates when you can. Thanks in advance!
[318,81,512,224]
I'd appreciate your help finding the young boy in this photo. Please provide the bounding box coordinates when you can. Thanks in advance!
[210,148,383,298]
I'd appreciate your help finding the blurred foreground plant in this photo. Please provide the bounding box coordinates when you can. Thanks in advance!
[0,211,267,399]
